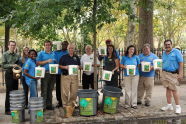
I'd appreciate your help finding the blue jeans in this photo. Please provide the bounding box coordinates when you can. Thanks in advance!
[29,80,38,97]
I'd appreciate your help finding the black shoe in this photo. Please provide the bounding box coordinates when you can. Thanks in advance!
[56,103,63,108]
[145,102,150,106]
[137,101,142,105]
[46,106,54,110]
[5,111,11,115]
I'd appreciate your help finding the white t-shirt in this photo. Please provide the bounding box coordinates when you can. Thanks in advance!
[80,53,100,75]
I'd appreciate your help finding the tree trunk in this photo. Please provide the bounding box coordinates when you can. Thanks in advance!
[125,0,137,47]
[138,0,154,50]
[5,22,10,51]
[92,0,98,90]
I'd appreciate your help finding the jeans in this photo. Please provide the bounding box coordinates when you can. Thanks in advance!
[29,80,38,97]
[21,76,29,106]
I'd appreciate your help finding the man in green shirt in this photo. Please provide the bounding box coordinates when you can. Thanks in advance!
[2,41,20,115]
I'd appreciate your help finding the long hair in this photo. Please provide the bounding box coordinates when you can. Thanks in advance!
[125,45,136,57]
[21,47,29,63]
[107,44,116,58]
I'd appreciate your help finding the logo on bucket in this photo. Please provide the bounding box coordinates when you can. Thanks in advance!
[104,96,118,114]
[80,98,93,116]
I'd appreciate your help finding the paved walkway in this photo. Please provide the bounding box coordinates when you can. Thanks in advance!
[0,85,186,124]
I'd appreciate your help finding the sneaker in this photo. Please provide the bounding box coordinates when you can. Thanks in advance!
[161,105,173,111]
[175,106,181,114]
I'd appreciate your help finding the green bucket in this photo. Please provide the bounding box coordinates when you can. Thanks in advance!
[77,89,98,116]
[101,86,123,114]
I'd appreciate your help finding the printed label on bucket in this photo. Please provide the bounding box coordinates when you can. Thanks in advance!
[104,96,118,114]
[11,111,20,123]
[157,61,162,68]
[79,98,93,116]
[144,65,150,71]
[51,66,56,74]
[36,70,42,76]
[36,110,43,122]
[129,69,134,75]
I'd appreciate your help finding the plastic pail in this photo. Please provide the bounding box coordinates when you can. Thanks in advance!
[10,90,25,123]
[29,97,44,123]
[101,86,123,114]
[77,89,98,116]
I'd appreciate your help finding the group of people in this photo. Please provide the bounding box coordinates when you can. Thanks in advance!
[2,39,183,117]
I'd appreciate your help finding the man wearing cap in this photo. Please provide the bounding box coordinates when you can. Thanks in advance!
[2,41,20,115]
[160,40,183,114]
[54,41,69,108]
[137,43,158,106]
[37,40,57,110]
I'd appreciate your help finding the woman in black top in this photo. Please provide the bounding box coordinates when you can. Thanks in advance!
[104,45,119,87]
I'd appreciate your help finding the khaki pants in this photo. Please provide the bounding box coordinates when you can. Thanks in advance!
[123,76,139,107]
[160,71,179,91]
[61,75,78,107]
[137,77,154,103]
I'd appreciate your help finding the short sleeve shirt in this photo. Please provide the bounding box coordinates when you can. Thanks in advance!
[139,53,158,77]
[59,54,80,75]
[54,50,68,74]
[36,51,56,71]
[162,48,183,72]
[80,53,100,75]
[24,58,37,85]
[120,55,140,76]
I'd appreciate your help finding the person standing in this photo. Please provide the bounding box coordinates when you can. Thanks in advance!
[37,40,57,110]
[137,43,158,106]
[160,40,183,114]
[19,47,29,108]
[80,45,100,89]
[103,45,119,87]
[24,49,39,97]
[54,41,69,108]
[120,45,140,109]
[59,43,80,117]
[2,41,20,115]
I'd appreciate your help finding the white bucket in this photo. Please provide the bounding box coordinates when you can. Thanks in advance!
[126,65,136,76]
[49,64,59,74]
[153,59,162,70]
[35,67,45,78]
[98,47,107,56]
[141,62,151,72]
[102,70,112,81]
[83,62,92,72]
[68,65,78,75]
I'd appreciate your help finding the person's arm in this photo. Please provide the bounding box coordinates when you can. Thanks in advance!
[59,55,68,70]
[112,59,119,73]
[24,69,40,80]
[2,54,16,69]
[37,59,53,65]
[178,62,183,80]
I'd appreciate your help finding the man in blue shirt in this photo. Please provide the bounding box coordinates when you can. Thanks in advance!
[37,40,57,110]
[54,41,68,108]
[160,40,183,114]
[138,43,158,106]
